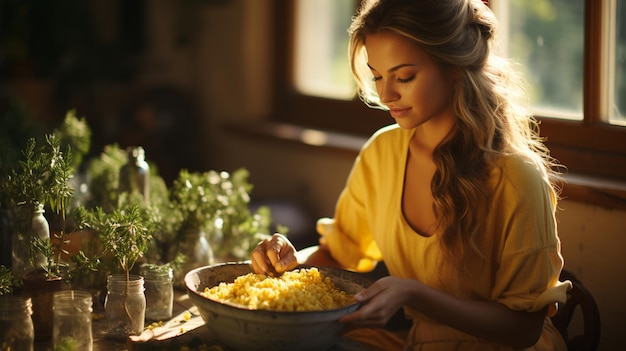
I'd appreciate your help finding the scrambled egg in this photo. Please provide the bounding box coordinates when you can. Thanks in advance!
[201,267,354,311]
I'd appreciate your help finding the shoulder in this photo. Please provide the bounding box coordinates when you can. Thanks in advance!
[361,124,412,152]
[494,154,547,187]
[489,154,554,206]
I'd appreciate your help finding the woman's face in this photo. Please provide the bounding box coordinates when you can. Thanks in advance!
[365,32,456,130]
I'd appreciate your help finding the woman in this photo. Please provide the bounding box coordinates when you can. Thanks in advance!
[252,0,571,349]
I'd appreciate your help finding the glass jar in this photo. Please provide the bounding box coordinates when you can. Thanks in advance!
[104,274,146,338]
[11,203,50,278]
[53,290,93,351]
[140,265,174,321]
[0,296,34,351]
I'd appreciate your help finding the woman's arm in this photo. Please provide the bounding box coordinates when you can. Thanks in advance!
[300,245,343,267]
[341,276,547,348]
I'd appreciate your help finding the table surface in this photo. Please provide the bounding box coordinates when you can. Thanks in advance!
[34,287,369,351]
[33,289,218,351]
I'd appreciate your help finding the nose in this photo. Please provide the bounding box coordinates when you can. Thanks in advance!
[378,80,400,103]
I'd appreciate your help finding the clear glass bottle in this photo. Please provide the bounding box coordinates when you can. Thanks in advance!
[0,296,34,351]
[118,146,150,205]
[140,265,174,321]
[53,290,93,351]
[11,203,50,278]
[104,274,146,338]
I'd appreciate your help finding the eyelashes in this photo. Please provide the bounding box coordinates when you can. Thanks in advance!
[371,75,416,83]
[397,75,415,83]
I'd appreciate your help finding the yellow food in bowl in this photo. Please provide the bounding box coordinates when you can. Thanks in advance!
[201,267,355,311]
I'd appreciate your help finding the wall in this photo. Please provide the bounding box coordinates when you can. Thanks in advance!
[145,1,625,349]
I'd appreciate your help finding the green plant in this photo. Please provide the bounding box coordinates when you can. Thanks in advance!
[53,110,91,171]
[74,205,153,281]
[83,143,174,264]
[0,265,21,296]
[2,131,77,277]
[29,236,100,285]
[169,168,280,260]
[83,144,127,212]
[74,204,153,331]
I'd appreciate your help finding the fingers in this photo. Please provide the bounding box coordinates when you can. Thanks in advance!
[250,248,272,274]
[250,233,297,275]
[338,278,402,328]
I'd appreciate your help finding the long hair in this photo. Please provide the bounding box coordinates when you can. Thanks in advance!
[348,0,561,285]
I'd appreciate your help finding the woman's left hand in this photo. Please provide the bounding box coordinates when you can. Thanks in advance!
[339,275,418,328]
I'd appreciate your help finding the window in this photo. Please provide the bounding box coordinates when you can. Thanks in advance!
[293,0,355,100]
[272,0,626,182]
[492,0,585,120]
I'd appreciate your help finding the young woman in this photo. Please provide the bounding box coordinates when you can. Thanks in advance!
[251,0,571,349]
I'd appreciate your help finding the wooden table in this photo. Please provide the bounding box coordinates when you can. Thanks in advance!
[35,289,219,351]
[34,289,367,351]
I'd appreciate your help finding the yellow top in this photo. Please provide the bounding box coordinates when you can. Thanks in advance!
[317,124,571,350]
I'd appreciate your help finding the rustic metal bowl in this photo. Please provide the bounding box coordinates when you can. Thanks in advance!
[184,262,372,351]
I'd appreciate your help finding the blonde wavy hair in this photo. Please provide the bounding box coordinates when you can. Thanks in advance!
[348,0,561,283]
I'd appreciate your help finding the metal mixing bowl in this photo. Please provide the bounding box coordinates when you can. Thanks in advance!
[184,262,372,351]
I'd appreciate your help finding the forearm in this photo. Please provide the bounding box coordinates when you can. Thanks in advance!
[301,245,343,268]
[408,281,546,348]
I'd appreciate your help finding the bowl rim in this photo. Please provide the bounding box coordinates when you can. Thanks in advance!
[184,262,372,315]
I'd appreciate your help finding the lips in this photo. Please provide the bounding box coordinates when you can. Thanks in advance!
[388,107,411,119]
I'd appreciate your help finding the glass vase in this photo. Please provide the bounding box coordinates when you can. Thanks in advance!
[104,274,145,338]
[11,203,50,278]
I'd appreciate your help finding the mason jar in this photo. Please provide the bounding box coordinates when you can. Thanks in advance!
[53,290,93,351]
[104,274,146,338]
[0,296,34,351]
[140,265,174,321]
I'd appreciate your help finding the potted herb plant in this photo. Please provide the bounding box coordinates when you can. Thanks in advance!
[0,133,72,340]
[74,205,153,337]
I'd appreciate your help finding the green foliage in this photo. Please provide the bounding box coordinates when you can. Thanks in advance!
[64,251,101,287]
[169,168,277,259]
[74,205,153,280]
[0,265,21,296]
[53,110,91,171]
[84,144,127,212]
[30,237,58,278]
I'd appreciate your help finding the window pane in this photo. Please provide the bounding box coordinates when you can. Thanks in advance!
[497,0,584,120]
[293,0,355,100]
[611,0,626,125]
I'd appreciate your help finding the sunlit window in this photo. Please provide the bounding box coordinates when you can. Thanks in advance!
[293,0,355,100]
[492,0,585,120]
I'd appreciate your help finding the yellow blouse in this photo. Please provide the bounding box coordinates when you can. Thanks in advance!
[317,124,571,351]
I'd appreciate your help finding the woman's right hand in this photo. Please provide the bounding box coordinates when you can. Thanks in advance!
[251,233,298,275]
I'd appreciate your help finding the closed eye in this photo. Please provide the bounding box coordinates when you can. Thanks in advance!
[398,75,415,83]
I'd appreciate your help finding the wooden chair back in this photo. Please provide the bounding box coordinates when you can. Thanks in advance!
[550,269,601,351]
